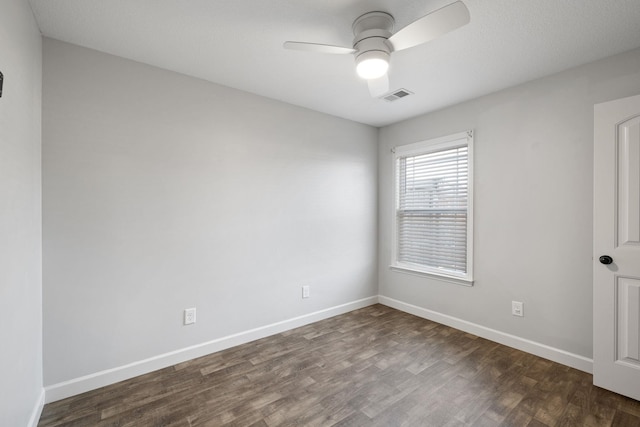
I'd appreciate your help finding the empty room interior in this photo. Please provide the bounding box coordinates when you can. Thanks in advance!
[3,0,640,426]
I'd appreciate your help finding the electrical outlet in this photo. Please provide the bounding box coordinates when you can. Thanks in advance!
[184,307,196,325]
[302,286,310,299]
[512,301,523,317]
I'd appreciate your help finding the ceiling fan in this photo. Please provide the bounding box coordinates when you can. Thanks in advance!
[284,1,470,98]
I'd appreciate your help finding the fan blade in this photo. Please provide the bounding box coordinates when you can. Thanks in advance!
[283,41,355,54]
[388,1,470,52]
[367,74,389,98]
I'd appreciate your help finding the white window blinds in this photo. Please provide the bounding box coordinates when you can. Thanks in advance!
[393,132,473,283]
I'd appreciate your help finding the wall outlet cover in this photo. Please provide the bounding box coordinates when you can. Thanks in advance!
[512,301,524,317]
[184,307,196,325]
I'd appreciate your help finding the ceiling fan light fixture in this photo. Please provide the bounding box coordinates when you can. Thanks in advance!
[355,50,389,80]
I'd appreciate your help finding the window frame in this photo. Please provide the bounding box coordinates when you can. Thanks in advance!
[390,130,474,286]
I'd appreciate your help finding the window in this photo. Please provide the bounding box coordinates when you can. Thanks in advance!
[391,131,473,285]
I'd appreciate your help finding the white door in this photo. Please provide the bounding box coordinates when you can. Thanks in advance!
[593,93,640,400]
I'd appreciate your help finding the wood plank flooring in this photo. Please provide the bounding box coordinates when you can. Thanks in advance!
[38,305,640,426]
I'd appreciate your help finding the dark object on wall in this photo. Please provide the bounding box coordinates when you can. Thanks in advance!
[0,71,3,97]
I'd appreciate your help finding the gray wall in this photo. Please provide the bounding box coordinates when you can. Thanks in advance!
[42,39,378,385]
[0,0,43,425]
[378,48,640,359]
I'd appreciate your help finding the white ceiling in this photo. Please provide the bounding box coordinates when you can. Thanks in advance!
[29,0,640,127]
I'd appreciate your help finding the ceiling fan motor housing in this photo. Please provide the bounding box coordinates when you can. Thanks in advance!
[352,12,395,61]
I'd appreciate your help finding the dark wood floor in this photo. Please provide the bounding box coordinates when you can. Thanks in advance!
[39,304,640,427]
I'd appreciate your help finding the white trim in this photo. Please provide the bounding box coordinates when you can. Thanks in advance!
[392,131,471,156]
[466,132,474,280]
[378,295,593,373]
[45,296,379,403]
[44,294,594,404]
[389,265,473,286]
[27,388,45,427]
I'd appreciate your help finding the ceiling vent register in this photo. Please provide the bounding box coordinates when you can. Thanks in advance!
[382,89,413,102]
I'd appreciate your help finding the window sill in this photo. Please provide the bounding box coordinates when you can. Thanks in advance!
[389,265,474,287]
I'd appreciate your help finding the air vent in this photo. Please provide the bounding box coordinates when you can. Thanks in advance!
[381,88,413,102]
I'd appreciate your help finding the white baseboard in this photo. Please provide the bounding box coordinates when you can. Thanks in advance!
[44,295,593,404]
[27,388,45,427]
[378,296,593,374]
[45,296,379,403]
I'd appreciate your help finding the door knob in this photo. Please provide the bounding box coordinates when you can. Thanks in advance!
[599,255,613,265]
